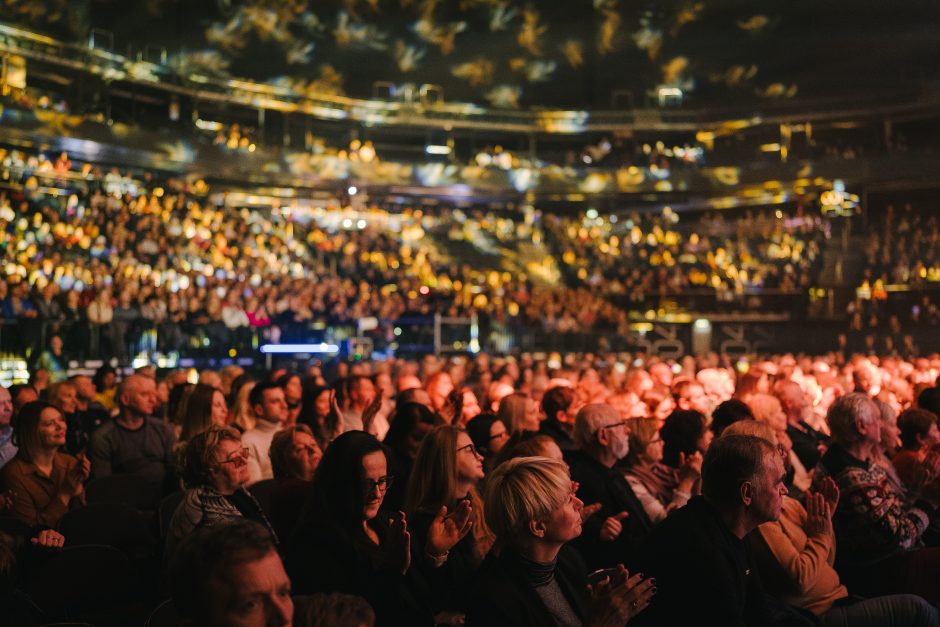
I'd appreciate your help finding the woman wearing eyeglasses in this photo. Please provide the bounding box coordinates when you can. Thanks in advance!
[288,430,471,626]
[166,426,275,557]
[621,418,700,524]
[404,425,494,621]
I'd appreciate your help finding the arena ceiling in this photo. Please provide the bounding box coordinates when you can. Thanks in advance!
[3,0,940,110]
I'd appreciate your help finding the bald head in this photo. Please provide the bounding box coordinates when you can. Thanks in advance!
[119,374,157,421]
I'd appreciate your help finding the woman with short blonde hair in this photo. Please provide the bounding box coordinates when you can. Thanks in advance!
[470,456,656,626]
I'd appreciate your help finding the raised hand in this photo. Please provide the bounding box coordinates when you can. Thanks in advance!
[677,451,703,483]
[361,394,384,434]
[581,502,603,522]
[386,510,412,574]
[817,476,840,513]
[804,492,832,538]
[599,511,628,542]
[427,500,474,557]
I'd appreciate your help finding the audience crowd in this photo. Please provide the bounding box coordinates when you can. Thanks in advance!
[1,146,891,367]
[0,347,939,625]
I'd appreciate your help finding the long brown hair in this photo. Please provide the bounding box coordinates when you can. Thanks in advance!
[178,383,222,442]
[13,401,63,463]
[403,425,494,561]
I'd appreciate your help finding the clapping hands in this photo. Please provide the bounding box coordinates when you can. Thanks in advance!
[587,565,656,627]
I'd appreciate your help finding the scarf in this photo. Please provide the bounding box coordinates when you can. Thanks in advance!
[626,461,678,505]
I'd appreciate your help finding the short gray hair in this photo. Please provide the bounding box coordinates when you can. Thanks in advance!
[573,403,620,450]
[826,393,878,446]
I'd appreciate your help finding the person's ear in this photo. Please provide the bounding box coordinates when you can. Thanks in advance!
[596,427,609,448]
[740,481,754,507]
[528,518,547,539]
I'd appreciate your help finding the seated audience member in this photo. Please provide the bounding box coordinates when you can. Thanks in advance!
[495,431,565,467]
[622,417,700,523]
[341,375,378,432]
[729,420,940,627]
[660,409,713,470]
[230,380,258,433]
[167,426,275,557]
[710,398,754,438]
[813,393,940,602]
[277,373,303,427]
[465,412,509,473]
[459,387,482,425]
[468,456,655,626]
[46,380,85,454]
[0,386,15,470]
[498,392,540,434]
[69,374,110,432]
[539,385,579,451]
[749,393,812,493]
[297,383,342,451]
[257,425,322,540]
[630,434,788,626]
[10,384,39,414]
[0,401,90,526]
[775,380,829,471]
[177,383,230,444]
[872,399,907,495]
[918,386,940,417]
[382,402,440,511]
[170,519,293,627]
[287,431,465,625]
[404,425,492,618]
[672,378,711,416]
[893,408,940,489]
[426,372,455,417]
[567,404,653,570]
[242,382,289,485]
[88,374,176,487]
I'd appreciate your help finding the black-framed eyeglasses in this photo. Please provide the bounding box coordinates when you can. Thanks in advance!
[457,442,480,456]
[286,401,300,410]
[219,447,250,466]
[363,475,394,494]
[599,421,629,432]
[488,430,509,441]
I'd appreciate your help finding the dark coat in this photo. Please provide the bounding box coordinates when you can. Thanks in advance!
[565,449,653,570]
[466,545,589,627]
[628,496,774,627]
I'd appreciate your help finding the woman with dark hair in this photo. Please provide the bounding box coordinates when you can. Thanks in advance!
[276,373,303,427]
[403,425,490,618]
[660,409,712,469]
[297,381,342,451]
[166,426,274,556]
[710,398,754,438]
[465,412,510,473]
[176,383,229,443]
[287,430,468,626]
[382,402,440,511]
[0,401,90,526]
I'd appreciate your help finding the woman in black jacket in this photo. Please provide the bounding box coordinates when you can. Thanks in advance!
[286,430,470,626]
[468,456,656,627]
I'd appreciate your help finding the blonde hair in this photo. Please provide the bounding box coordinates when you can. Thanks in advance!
[231,380,257,432]
[483,456,571,548]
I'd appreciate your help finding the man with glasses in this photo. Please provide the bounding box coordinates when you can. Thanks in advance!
[566,403,653,571]
[243,382,290,485]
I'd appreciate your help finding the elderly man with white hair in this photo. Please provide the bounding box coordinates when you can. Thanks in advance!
[812,393,940,603]
[566,403,653,571]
